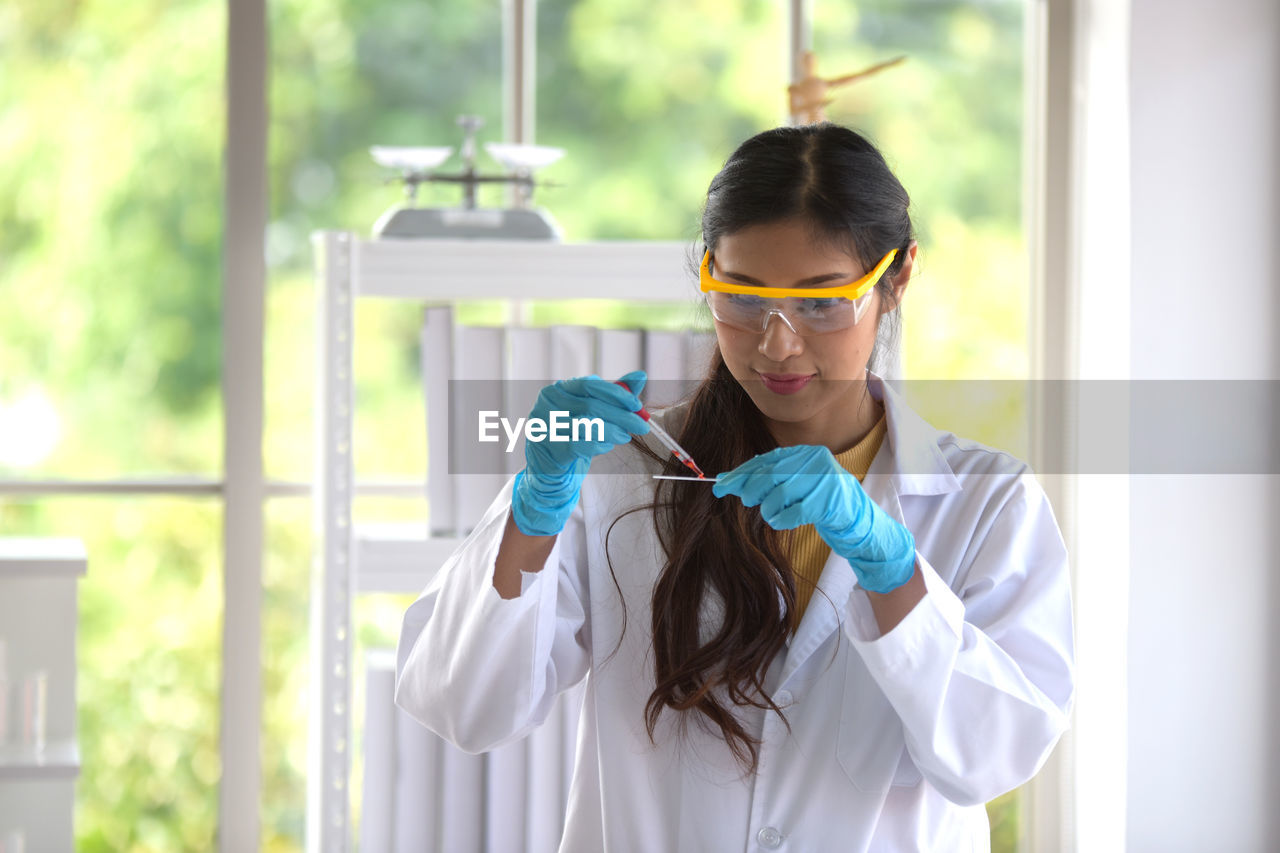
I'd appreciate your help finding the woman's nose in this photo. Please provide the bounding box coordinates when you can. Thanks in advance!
[758,311,804,361]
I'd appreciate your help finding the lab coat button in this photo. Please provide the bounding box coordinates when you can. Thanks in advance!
[757,826,783,848]
[775,690,792,705]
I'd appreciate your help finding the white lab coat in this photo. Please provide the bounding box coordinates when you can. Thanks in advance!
[396,371,1075,852]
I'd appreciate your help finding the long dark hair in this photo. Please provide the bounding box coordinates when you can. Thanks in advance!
[607,123,916,775]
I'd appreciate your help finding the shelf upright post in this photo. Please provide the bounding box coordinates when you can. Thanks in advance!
[308,230,356,853]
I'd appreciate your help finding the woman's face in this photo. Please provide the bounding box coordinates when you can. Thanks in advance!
[709,218,913,449]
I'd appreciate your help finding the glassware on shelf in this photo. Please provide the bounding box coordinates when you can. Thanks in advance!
[0,829,27,853]
[21,671,45,751]
[0,639,8,745]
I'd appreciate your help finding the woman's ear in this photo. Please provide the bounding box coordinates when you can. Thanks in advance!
[881,242,917,314]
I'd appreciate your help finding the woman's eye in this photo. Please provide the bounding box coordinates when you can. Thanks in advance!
[727,294,767,309]
[797,298,842,313]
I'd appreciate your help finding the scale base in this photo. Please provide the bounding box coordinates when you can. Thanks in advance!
[373,207,562,241]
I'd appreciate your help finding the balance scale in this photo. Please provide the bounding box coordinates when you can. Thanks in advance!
[371,115,564,241]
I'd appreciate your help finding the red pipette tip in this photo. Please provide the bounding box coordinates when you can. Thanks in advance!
[680,457,708,479]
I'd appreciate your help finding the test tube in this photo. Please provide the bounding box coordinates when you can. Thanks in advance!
[22,671,46,751]
[1,829,26,853]
[0,639,8,745]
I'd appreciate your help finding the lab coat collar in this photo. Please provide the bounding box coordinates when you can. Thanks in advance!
[863,369,963,500]
[777,370,961,680]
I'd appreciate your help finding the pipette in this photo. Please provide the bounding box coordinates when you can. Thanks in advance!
[615,380,709,479]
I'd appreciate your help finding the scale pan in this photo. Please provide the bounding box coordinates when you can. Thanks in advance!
[370,146,454,171]
[484,143,565,171]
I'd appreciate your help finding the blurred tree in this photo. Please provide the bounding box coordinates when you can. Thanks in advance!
[535,0,784,240]
[2,2,226,848]
[0,0,225,478]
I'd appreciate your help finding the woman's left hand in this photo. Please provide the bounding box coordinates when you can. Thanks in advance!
[712,445,917,593]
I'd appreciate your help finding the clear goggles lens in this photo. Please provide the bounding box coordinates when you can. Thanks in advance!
[704,290,874,335]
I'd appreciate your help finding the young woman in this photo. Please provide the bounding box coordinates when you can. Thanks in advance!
[396,123,1075,851]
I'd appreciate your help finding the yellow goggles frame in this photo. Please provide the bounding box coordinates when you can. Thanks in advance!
[699,248,898,300]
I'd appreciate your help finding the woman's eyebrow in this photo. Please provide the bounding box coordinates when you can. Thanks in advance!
[718,269,853,287]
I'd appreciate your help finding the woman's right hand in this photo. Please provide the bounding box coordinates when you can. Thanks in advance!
[510,370,650,536]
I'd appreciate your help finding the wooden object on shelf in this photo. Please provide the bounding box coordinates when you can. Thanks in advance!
[788,50,906,124]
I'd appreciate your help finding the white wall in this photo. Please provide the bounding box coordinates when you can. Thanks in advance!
[1128,0,1280,850]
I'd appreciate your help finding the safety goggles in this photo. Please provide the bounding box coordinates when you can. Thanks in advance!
[699,248,898,335]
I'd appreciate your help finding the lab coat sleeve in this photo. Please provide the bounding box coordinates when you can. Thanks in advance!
[393,475,592,754]
[844,476,1075,806]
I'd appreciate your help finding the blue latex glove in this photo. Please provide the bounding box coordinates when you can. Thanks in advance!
[511,370,650,536]
[712,445,917,593]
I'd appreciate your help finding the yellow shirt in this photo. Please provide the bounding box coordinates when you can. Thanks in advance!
[782,413,887,625]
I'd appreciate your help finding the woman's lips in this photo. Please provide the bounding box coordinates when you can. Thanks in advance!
[758,372,814,395]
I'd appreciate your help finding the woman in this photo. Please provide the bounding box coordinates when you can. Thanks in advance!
[396,123,1075,851]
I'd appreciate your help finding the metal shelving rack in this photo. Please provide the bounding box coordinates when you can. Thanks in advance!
[308,232,693,852]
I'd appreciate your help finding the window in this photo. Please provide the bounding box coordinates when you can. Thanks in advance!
[1,3,227,848]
